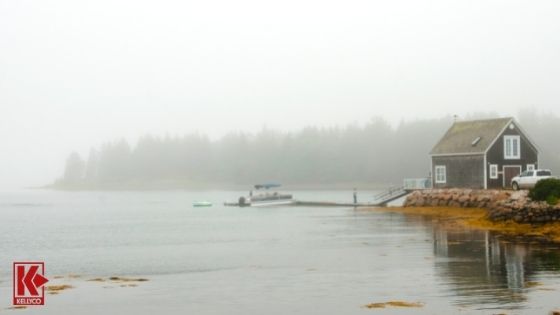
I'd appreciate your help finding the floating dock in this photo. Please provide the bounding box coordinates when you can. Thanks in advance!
[224,178,431,208]
[224,200,370,207]
[293,201,371,207]
[224,199,405,208]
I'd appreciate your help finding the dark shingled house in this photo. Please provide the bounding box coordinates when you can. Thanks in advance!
[430,117,539,189]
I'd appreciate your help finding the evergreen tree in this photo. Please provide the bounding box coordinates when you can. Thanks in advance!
[63,152,85,184]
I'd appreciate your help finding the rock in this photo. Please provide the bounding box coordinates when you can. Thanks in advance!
[510,191,527,200]
[404,188,560,224]
[458,196,469,203]
[496,192,510,201]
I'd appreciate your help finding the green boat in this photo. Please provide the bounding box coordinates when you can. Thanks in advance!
[192,201,212,207]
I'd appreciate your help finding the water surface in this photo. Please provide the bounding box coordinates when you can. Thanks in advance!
[0,190,559,314]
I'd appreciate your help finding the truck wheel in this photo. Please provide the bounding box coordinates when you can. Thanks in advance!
[512,182,519,191]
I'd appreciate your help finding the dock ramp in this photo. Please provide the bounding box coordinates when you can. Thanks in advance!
[372,186,410,206]
[372,178,431,206]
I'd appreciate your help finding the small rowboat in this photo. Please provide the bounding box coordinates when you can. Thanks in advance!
[192,201,212,207]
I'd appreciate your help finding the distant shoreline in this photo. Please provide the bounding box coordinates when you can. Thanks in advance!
[42,181,392,191]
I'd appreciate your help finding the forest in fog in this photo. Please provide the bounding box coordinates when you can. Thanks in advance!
[53,110,560,189]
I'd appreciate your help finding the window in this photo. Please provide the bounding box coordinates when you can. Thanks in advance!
[526,171,534,177]
[504,135,521,159]
[489,164,498,179]
[527,164,535,171]
[435,166,446,184]
[537,170,552,176]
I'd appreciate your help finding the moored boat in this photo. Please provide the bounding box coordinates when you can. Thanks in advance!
[237,183,294,207]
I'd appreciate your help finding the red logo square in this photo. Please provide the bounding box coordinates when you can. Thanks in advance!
[13,262,49,306]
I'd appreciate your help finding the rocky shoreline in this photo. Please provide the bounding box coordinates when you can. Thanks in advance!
[404,188,560,224]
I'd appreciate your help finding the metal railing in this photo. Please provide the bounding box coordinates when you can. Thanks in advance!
[403,178,432,190]
[373,186,406,202]
[372,178,431,205]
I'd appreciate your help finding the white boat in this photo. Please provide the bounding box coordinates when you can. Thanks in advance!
[238,184,294,207]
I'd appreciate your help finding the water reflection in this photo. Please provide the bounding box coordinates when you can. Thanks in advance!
[431,222,560,309]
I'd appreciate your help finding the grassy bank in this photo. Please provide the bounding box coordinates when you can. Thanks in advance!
[369,206,560,243]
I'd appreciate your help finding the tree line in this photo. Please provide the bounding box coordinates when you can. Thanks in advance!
[53,111,560,189]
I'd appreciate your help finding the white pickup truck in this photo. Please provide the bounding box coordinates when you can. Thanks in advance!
[511,169,554,190]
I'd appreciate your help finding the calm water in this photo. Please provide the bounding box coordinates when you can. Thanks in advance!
[0,190,559,314]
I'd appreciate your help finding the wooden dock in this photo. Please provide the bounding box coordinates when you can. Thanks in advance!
[224,201,370,207]
[295,179,428,207]
[293,201,371,207]
[224,198,407,208]
[224,178,431,208]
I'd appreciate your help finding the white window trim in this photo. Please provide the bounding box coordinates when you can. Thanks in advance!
[489,164,498,179]
[435,165,446,184]
[527,164,535,171]
[504,135,521,160]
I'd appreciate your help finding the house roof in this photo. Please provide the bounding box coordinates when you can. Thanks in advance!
[430,117,514,155]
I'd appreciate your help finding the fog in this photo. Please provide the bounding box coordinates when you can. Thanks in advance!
[1,0,560,190]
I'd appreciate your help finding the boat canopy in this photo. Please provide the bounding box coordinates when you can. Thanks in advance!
[254,183,281,190]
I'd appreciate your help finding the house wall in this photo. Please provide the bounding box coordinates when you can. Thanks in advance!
[486,124,539,188]
[432,155,484,189]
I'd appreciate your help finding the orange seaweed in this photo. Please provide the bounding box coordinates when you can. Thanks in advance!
[369,206,560,243]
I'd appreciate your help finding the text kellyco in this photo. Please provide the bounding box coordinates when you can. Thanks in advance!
[13,262,49,306]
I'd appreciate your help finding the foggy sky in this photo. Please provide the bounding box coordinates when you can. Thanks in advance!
[1,0,560,190]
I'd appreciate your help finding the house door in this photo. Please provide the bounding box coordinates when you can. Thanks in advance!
[503,166,522,188]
